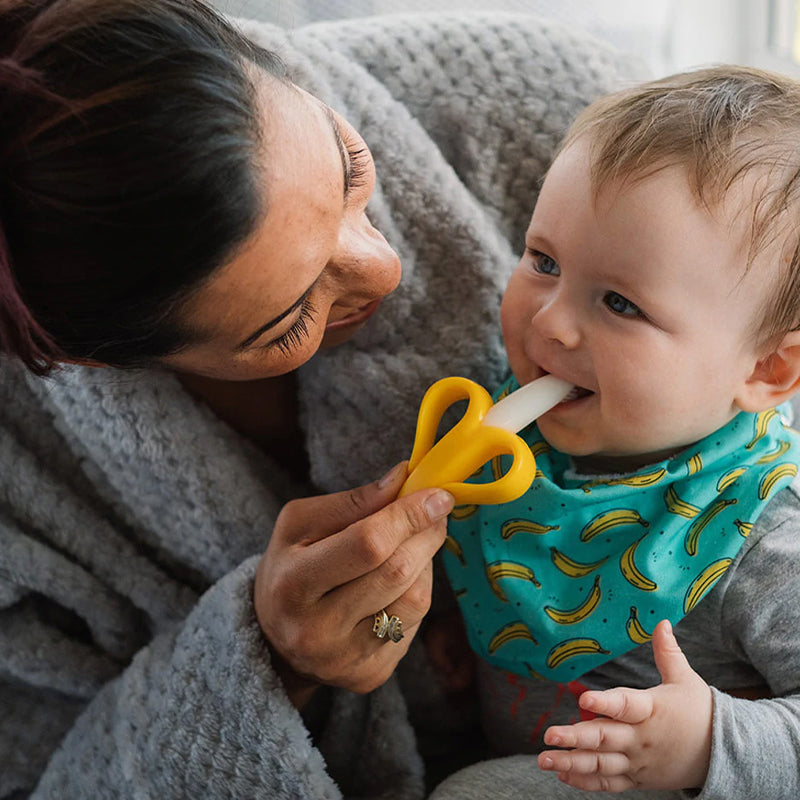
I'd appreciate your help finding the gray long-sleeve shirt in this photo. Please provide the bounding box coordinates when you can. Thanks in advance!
[472,482,800,800]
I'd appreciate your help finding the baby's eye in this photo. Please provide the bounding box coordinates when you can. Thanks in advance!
[603,291,642,317]
[528,249,560,276]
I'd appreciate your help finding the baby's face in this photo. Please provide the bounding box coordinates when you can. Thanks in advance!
[501,137,778,472]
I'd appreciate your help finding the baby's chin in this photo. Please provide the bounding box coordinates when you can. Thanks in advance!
[534,421,684,473]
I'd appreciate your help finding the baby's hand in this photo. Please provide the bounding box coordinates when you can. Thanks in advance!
[538,620,712,792]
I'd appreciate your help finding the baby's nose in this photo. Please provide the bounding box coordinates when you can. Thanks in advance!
[531,296,581,349]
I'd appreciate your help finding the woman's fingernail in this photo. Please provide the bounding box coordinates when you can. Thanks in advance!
[378,462,406,489]
[424,490,455,521]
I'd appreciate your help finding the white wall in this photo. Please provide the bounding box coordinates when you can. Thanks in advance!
[212,0,800,78]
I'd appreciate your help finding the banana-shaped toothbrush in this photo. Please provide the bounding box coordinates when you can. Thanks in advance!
[399,375,573,505]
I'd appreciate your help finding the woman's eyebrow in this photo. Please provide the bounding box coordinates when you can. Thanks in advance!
[236,283,315,351]
[323,105,351,197]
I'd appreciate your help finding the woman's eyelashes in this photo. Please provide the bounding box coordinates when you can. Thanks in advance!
[345,142,371,194]
[265,297,317,355]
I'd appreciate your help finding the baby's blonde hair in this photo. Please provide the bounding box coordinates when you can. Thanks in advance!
[561,65,800,344]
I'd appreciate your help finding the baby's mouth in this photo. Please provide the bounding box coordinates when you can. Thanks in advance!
[537,370,594,405]
[561,385,594,402]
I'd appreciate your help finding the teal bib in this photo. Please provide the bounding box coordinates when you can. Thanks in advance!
[444,378,800,682]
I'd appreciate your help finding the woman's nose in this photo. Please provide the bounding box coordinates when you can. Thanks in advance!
[332,215,401,290]
[530,292,581,349]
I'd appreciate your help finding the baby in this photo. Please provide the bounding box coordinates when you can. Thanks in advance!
[435,65,800,798]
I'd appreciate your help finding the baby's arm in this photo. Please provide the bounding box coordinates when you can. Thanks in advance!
[537,620,713,792]
[540,496,800,798]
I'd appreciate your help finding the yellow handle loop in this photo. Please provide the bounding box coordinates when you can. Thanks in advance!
[399,377,537,506]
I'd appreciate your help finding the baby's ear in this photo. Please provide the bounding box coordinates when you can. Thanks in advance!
[737,331,800,412]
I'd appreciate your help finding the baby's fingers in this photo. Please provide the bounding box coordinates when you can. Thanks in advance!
[539,749,631,777]
[543,719,638,753]
[555,770,637,793]
[579,686,654,723]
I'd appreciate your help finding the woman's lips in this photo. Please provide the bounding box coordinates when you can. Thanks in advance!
[324,298,382,331]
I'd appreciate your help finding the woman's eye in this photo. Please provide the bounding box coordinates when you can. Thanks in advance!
[264,297,316,355]
[528,249,560,276]
[603,291,642,317]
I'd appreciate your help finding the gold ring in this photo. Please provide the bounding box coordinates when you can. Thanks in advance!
[373,609,404,643]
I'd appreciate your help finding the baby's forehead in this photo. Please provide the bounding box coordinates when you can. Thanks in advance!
[542,141,786,291]
[579,154,788,266]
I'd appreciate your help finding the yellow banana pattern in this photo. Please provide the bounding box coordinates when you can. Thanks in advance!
[491,454,505,480]
[758,463,798,500]
[619,535,658,592]
[756,439,792,464]
[488,621,538,654]
[581,467,666,493]
[580,508,649,542]
[684,558,733,613]
[716,467,747,494]
[664,485,701,518]
[684,498,738,556]
[687,453,703,474]
[444,535,465,565]
[544,576,602,624]
[625,606,653,644]
[486,560,541,602]
[530,440,551,458]
[746,408,779,450]
[450,504,478,520]
[501,519,560,540]
[525,663,546,681]
[442,380,800,681]
[546,637,610,670]
[550,547,608,578]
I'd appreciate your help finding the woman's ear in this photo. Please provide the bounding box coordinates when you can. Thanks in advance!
[736,331,800,412]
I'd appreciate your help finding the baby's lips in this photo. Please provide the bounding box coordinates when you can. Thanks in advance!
[536,368,594,400]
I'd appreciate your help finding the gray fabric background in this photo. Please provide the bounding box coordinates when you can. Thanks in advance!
[0,12,639,798]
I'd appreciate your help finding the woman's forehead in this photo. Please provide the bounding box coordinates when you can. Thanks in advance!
[175,81,346,348]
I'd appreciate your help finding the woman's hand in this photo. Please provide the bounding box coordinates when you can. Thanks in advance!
[254,462,454,705]
[537,620,713,792]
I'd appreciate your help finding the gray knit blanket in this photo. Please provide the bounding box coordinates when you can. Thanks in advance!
[0,13,638,798]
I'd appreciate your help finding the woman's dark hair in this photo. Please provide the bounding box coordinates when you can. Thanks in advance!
[0,0,286,373]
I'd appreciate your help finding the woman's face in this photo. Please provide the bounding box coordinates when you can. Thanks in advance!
[161,77,401,381]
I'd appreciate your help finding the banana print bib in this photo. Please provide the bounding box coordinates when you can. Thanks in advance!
[444,378,800,682]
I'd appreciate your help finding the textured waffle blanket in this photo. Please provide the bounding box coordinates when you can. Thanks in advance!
[0,13,636,798]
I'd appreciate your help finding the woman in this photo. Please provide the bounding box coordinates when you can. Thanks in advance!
[0,1,638,796]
